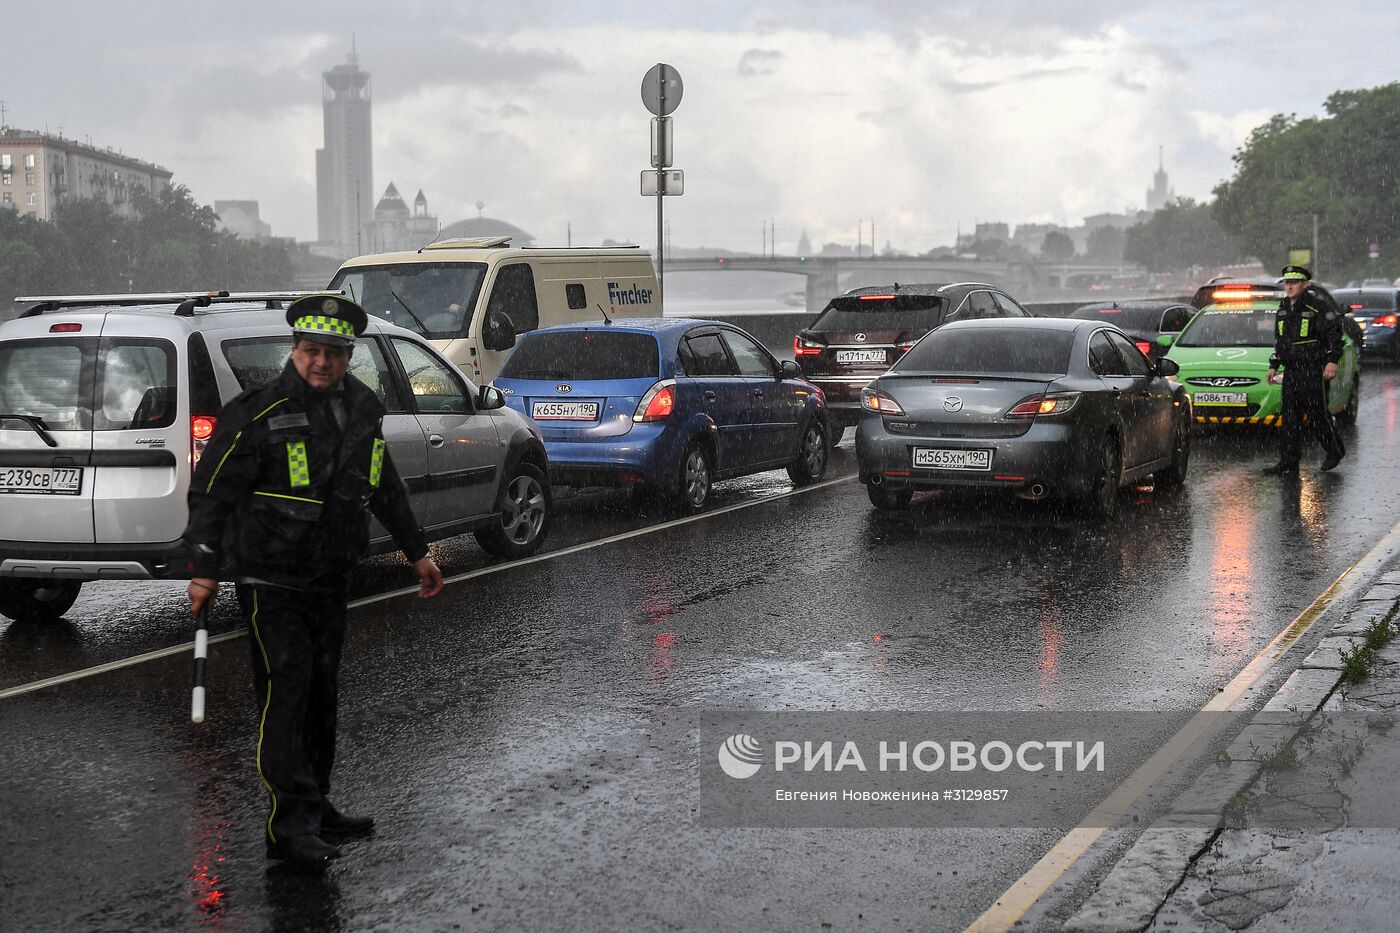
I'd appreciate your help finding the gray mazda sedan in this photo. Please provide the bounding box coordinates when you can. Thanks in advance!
[855,318,1191,517]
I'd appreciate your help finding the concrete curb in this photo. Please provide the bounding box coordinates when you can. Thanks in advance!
[1061,571,1400,933]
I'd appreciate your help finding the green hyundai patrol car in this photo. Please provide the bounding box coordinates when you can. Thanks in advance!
[1160,283,1361,427]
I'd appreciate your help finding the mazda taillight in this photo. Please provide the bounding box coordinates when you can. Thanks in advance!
[1006,393,1080,418]
[860,387,905,415]
[191,415,217,464]
[1380,314,1398,327]
[1135,340,1152,356]
[794,335,825,356]
[633,381,677,422]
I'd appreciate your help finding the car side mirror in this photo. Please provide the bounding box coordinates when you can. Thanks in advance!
[779,359,801,379]
[1155,334,1174,348]
[478,385,507,411]
[482,310,517,352]
[1155,357,1179,377]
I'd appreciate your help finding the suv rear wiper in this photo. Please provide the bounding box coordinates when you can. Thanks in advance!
[0,413,59,448]
[388,289,430,332]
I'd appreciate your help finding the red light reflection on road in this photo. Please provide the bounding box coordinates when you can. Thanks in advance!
[1206,474,1255,654]
[187,814,232,924]
[651,631,678,673]
[1038,611,1062,697]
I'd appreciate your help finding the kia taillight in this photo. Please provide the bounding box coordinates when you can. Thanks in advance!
[794,335,825,356]
[633,381,677,422]
[860,387,905,415]
[1006,393,1079,418]
[191,415,217,464]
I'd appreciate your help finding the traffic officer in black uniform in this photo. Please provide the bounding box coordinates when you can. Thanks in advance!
[1263,265,1346,474]
[183,294,444,865]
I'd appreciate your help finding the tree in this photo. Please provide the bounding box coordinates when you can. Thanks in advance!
[1086,225,1125,262]
[1213,82,1400,279]
[1124,198,1244,272]
[1041,230,1075,261]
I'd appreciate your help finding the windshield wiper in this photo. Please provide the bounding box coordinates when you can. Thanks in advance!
[388,289,430,332]
[0,413,58,448]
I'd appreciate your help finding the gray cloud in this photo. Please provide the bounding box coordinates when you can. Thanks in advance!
[938,66,1089,95]
[738,49,785,77]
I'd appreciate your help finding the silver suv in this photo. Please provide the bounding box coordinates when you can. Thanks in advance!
[0,291,551,623]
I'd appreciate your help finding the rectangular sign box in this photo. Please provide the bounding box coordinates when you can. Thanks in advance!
[641,170,685,196]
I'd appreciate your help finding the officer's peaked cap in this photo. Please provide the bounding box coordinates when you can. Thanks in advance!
[1281,265,1312,281]
[286,293,368,347]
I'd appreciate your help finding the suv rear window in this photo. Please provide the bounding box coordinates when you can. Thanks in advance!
[0,337,176,432]
[1334,289,1399,312]
[811,294,946,333]
[331,262,488,338]
[0,339,90,430]
[896,327,1075,375]
[498,331,660,381]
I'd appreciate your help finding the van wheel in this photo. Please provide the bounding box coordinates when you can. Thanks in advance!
[787,420,829,486]
[476,463,551,559]
[674,441,713,513]
[0,579,82,623]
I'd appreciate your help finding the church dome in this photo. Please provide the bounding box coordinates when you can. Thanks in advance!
[438,216,534,246]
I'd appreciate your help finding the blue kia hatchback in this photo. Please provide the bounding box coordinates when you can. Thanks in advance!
[494,318,830,511]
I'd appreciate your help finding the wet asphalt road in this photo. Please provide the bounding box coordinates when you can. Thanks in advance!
[5,367,1400,932]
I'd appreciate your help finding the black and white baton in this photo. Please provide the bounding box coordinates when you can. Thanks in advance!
[191,604,209,724]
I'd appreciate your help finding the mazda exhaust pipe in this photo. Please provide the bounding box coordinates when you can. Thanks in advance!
[869,473,884,486]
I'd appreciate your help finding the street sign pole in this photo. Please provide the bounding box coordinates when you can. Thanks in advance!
[642,63,683,311]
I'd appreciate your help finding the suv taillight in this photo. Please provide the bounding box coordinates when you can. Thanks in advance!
[1380,314,1398,327]
[191,415,217,464]
[633,381,677,422]
[794,335,824,356]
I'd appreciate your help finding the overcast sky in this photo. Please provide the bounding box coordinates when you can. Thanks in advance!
[6,1,1398,253]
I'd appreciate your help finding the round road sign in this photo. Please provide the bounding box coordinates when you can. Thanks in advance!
[641,63,683,116]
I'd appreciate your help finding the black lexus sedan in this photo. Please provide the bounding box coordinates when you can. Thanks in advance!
[792,282,1035,443]
[855,318,1191,517]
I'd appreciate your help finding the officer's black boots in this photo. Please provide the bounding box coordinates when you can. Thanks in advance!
[1262,462,1300,476]
[321,801,375,837]
[267,834,341,864]
[1321,450,1345,472]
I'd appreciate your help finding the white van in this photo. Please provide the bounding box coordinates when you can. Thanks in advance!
[328,237,661,385]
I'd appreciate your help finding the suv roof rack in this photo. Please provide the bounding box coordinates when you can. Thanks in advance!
[16,290,330,318]
[418,236,512,251]
[519,244,641,250]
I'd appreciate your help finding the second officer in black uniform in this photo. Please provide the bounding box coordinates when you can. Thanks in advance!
[1263,265,1346,474]
[183,294,444,865]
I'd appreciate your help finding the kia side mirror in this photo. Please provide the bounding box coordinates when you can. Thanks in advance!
[779,360,801,379]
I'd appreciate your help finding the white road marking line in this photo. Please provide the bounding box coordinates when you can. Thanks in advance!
[0,474,855,701]
[965,510,1400,933]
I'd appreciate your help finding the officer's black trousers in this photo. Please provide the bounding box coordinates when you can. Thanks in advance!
[1279,362,1345,466]
[236,576,350,844]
